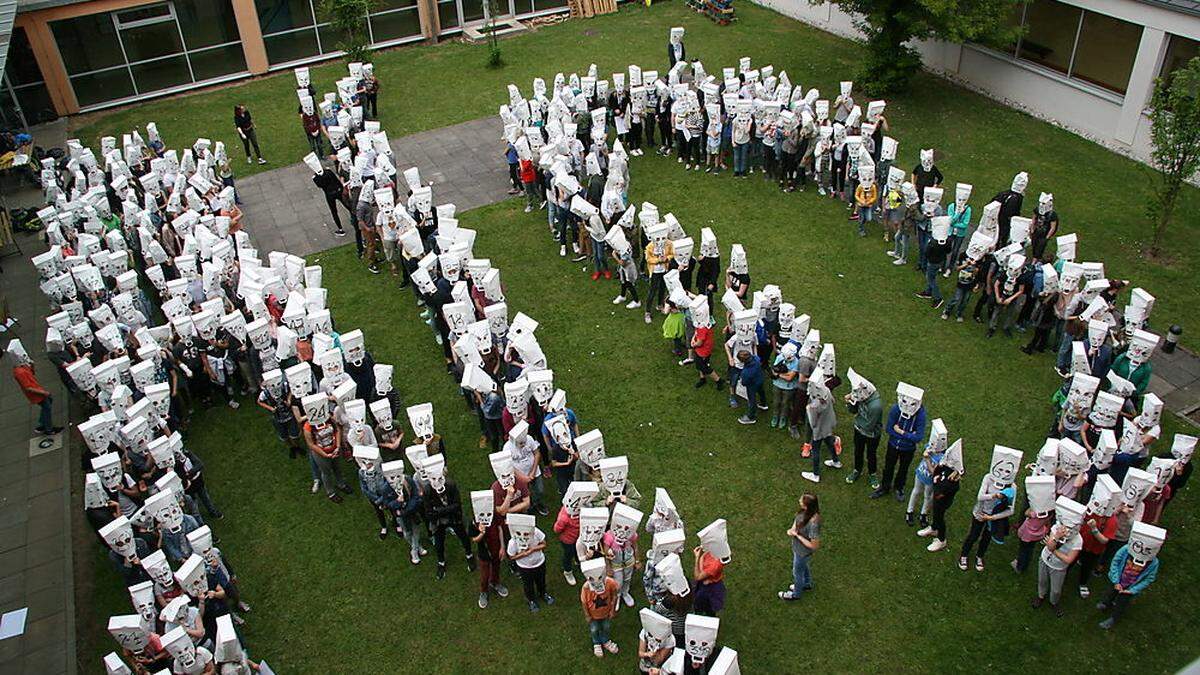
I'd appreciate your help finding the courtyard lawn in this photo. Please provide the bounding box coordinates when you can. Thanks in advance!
[77,153,1199,673]
[70,3,1200,673]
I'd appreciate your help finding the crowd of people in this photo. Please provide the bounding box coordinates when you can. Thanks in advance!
[494,27,1192,632]
[9,27,1194,674]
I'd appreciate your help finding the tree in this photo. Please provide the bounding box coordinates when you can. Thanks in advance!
[484,0,504,67]
[819,0,1021,94]
[1146,56,1200,258]
[318,0,377,63]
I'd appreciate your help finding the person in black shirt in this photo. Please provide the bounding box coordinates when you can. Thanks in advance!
[990,171,1027,244]
[232,105,266,165]
[910,150,942,199]
[313,166,353,237]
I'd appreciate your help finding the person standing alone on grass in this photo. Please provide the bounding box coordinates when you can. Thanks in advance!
[232,105,266,165]
[779,493,820,601]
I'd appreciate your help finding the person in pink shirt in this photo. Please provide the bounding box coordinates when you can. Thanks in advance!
[553,503,581,586]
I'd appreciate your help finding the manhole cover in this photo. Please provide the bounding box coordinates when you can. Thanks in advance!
[29,432,62,457]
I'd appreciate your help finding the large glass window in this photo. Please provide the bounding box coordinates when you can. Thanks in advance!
[1,27,58,125]
[438,0,461,32]
[1002,0,1141,95]
[50,1,247,110]
[1070,11,1140,93]
[1159,34,1200,92]
[258,0,422,66]
[1015,0,1080,75]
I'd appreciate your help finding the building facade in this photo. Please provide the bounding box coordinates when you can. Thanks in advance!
[754,0,1200,165]
[1,0,570,125]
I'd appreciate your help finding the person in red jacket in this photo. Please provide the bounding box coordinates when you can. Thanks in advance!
[1076,498,1118,599]
[520,156,541,213]
[9,339,60,435]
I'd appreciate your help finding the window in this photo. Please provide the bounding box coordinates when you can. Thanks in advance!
[1002,0,1142,95]
[1159,34,1200,91]
[50,1,247,110]
[1,27,58,125]
[257,0,422,66]
[438,0,461,32]
[1015,0,1080,75]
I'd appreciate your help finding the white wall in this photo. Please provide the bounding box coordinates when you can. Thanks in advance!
[753,0,1200,170]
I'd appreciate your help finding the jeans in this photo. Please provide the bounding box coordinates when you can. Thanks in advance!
[37,397,53,431]
[880,445,914,493]
[1055,332,1076,372]
[945,234,965,271]
[1014,539,1037,572]
[733,144,749,174]
[306,132,324,157]
[916,227,930,271]
[645,273,666,312]
[810,436,834,475]
[907,482,933,515]
[186,476,222,519]
[742,380,762,420]
[771,387,795,423]
[990,296,1026,332]
[893,231,909,262]
[524,181,539,209]
[589,618,612,645]
[960,516,992,559]
[518,562,547,601]
[857,206,874,234]
[432,520,473,564]
[310,451,348,497]
[560,540,578,573]
[944,287,972,318]
[790,552,812,599]
[324,192,353,232]
[1100,588,1133,624]
[1037,560,1068,604]
[591,240,609,272]
[853,430,879,474]
[924,265,942,302]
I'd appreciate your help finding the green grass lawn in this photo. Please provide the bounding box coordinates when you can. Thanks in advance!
[78,158,1200,673]
[71,3,1200,673]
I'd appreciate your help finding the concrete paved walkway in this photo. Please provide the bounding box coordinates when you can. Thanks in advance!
[235,116,512,257]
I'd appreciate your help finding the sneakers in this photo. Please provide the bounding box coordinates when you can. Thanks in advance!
[1098,617,1115,630]
[327,493,343,504]
[892,258,906,266]
[311,479,321,494]
[801,471,820,483]
[559,245,567,257]
[528,600,539,612]
[915,292,933,300]
[868,488,886,499]
[524,205,532,213]
[905,512,915,526]
[378,527,388,540]
[572,243,581,254]
[845,470,860,484]
[868,474,880,489]
[603,270,612,280]
[478,592,489,608]
[919,514,929,528]
[737,416,756,425]
[886,250,897,258]
[644,313,652,324]
[334,228,347,237]
[590,271,601,281]
[975,557,985,572]
[564,570,577,586]
[492,582,509,598]
[932,299,945,310]
[778,590,797,600]
[410,549,421,565]
[626,300,641,309]
[694,379,707,389]
[1078,585,1090,599]
[257,157,268,165]
[612,295,626,305]
[927,539,947,552]
[622,592,634,607]
[542,593,555,605]
[603,641,619,654]
[916,526,935,537]
[678,357,694,366]
[958,556,969,570]
[572,255,588,262]
[594,645,604,658]
[769,416,780,429]
[228,399,240,409]
[823,459,843,469]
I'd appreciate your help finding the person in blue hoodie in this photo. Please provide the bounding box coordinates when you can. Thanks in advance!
[870,385,926,501]
[1097,543,1159,629]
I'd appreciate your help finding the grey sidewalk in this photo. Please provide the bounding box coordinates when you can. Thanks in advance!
[236,116,513,257]
[1147,346,1200,427]
[0,231,75,675]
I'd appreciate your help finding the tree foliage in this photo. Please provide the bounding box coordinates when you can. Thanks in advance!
[820,0,1022,94]
[1146,56,1200,257]
[318,0,377,63]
